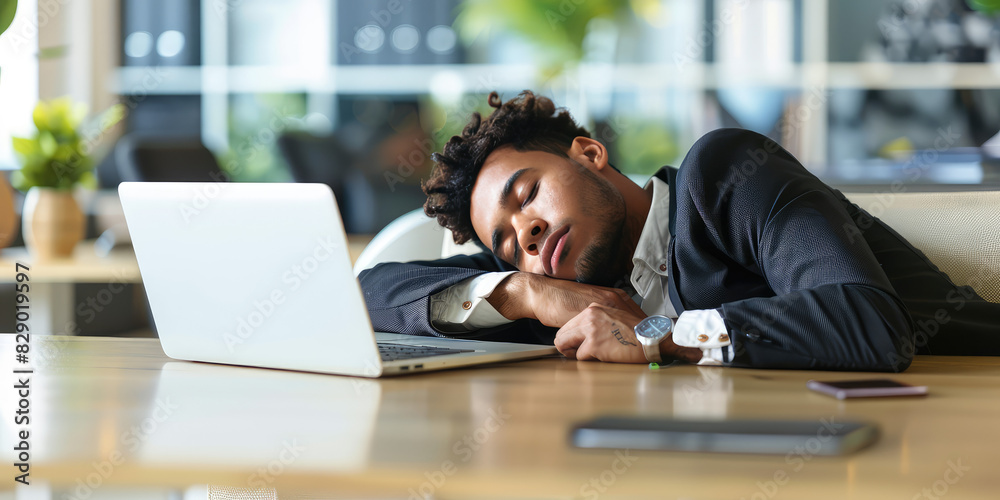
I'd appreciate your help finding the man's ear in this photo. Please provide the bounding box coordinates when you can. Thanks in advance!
[568,136,609,172]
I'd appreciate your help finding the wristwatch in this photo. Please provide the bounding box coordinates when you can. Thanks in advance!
[634,315,674,363]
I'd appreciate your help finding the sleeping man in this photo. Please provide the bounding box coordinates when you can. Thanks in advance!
[358,90,1000,371]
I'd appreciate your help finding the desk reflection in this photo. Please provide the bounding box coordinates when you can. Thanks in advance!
[140,362,381,474]
[672,366,733,420]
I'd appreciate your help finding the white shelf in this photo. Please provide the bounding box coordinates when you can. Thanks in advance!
[825,62,1000,89]
[111,62,1000,96]
[112,64,539,95]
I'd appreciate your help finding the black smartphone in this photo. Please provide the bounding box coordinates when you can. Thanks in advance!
[570,416,879,455]
[807,378,928,399]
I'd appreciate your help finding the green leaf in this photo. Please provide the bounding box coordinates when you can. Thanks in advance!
[38,131,57,157]
[10,170,26,192]
[52,143,74,163]
[32,100,49,131]
[11,136,36,156]
[0,0,16,38]
[48,96,77,134]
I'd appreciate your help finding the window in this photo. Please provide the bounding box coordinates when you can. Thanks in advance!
[0,0,39,170]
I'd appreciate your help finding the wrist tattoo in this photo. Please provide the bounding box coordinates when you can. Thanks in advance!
[612,327,636,346]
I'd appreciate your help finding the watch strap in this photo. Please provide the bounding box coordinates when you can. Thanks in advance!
[642,342,662,363]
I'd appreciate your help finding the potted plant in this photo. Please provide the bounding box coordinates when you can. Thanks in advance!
[11,97,123,259]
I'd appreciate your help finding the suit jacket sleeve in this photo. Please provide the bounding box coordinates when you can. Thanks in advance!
[683,129,916,372]
[358,252,558,344]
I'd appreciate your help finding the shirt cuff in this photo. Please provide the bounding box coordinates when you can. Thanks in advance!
[429,271,517,334]
[672,309,732,366]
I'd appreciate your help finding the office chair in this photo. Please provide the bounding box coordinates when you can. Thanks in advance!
[115,134,226,182]
[277,130,355,188]
[277,130,362,230]
[277,131,427,234]
[845,190,1000,302]
[352,208,483,276]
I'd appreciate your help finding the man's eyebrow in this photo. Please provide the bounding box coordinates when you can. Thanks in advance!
[499,168,529,209]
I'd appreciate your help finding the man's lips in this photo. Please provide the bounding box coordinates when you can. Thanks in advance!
[540,225,569,276]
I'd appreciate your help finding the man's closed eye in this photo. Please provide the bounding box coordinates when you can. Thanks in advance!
[521,181,538,209]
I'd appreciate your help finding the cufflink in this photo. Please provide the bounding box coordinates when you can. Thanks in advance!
[697,334,709,342]
[462,301,472,310]
[719,333,729,343]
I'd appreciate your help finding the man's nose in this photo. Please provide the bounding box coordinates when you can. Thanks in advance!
[516,217,547,256]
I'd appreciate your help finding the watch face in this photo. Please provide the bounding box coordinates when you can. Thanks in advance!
[636,315,673,339]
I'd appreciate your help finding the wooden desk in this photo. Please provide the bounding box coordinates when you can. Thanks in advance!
[3,336,998,499]
[0,235,373,335]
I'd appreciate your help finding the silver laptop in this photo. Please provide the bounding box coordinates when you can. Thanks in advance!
[118,181,556,377]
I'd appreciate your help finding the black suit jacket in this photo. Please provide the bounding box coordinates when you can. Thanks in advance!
[359,128,1000,371]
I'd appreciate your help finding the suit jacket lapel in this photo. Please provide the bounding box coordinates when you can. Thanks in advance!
[666,239,685,315]
[653,167,677,237]
[653,166,685,315]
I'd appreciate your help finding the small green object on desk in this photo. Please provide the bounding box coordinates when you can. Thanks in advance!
[649,363,659,370]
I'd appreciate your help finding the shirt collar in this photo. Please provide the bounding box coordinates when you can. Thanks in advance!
[630,176,672,294]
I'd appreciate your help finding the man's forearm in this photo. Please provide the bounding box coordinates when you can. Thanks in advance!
[486,272,650,329]
[485,272,537,321]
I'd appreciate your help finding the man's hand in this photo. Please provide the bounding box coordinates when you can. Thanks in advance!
[554,303,647,363]
[486,272,640,328]
[554,303,705,364]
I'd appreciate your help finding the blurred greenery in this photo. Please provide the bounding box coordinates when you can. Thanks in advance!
[11,97,125,191]
[454,0,629,69]
[219,93,304,182]
[611,118,679,175]
[422,93,680,176]
[422,93,497,155]
[968,0,1000,14]
[451,0,678,176]
[0,0,16,37]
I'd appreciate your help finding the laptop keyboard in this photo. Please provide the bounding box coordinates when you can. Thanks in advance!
[377,342,475,362]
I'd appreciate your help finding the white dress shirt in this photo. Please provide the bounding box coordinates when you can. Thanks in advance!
[429,176,733,365]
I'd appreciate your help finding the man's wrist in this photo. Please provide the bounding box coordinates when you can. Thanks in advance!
[485,272,537,321]
[659,335,704,364]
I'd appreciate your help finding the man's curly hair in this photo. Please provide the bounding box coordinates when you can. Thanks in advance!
[423,90,591,244]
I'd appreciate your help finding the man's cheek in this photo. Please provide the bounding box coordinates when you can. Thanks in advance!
[556,168,576,188]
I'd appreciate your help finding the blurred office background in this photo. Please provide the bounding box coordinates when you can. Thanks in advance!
[1,0,999,335]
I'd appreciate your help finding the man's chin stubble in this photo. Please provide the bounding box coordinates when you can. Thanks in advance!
[574,224,628,286]
[574,208,644,287]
